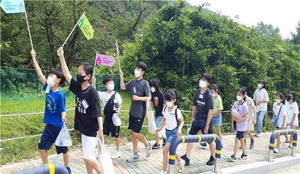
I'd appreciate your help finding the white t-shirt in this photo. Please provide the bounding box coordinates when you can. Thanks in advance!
[273,103,287,128]
[253,88,269,111]
[246,97,255,119]
[285,101,299,126]
[98,91,123,107]
[162,106,183,130]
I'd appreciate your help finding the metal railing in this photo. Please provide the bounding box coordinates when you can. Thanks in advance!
[11,162,69,174]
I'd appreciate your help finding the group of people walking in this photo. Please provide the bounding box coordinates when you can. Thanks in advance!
[31,47,299,174]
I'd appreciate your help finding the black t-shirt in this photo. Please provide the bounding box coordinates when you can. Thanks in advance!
[69,78,102,137]
[193,89,214,120]
[151,90,165,117]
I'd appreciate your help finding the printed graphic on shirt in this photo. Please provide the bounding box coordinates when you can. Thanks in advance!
[46,94,56,113]
[76,97,89,114]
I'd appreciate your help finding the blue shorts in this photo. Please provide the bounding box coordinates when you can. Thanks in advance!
[166,128,178,143]
[38,124,68,154]
[236,131,245,140]
[212,113,222,126]
[155,116,163,128]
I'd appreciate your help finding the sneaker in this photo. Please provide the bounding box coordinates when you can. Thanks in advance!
[200,142,207,149]
[126,153,139,162]
[274,148,279,153]
[228,154,236,162]
[179,160,185,173]
[94,151,100,160]
[206,155,215,166]
[250,141,254,149]
[180,154,190,166]
[289,145,293,149]
[146,142,153,158]
[161,170,167,174]
[111,150,121,159]
[66,167,71,174]
[162,139,166,147]
[152,143,160,149]
[241,152,248,160]
[279,141,284,150]
[255,133,262,137]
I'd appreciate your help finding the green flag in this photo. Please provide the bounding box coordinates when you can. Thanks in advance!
[78,14,94,40]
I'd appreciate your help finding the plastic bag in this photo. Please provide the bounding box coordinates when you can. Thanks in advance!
[158,126,166,138]
[112,113,121,126]
[97,138,115,174]
[55,123,72,147]
[146,99,157,134]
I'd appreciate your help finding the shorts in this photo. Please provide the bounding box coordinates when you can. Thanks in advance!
[103,120,120,138]
[188,121,213,135]
[212,113,222,126]
[128,115,144,133]
[247,116,255,131]
[286,124,297,129]
[155,116,164,128]
[38,124,68,154]
[166,128,178,143]
[236,131,245,140]
[81,134,97,159]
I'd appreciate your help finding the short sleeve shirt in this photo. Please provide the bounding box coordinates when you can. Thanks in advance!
[285,101,299,126]
[253,88,269,111]
[162,106,183,130]
[193,89,214,119]
[151,90,165,117]
[246,97,255,118]
[69,78,102,137]
[213,95,223,114]
[273,103,287,128]
[125,79,150,118]
[231,101,248,131]
[98,91,123,107]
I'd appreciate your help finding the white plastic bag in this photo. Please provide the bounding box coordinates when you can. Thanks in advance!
[158,126,166,138]
[55,123,72,147]
[97,138,115,174]
[112,113,121,126]
[146,99,157,134]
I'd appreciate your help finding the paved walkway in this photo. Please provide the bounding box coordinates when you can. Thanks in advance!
[1,131,299,174]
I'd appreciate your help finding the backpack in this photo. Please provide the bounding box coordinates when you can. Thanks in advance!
[103,92,117,119]
[163,106,180,127]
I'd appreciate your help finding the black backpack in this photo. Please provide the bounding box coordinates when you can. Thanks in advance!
[163,106,180,127]
[103,92,117,119]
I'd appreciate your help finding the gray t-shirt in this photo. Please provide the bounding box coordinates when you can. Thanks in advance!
[125,78,150,118]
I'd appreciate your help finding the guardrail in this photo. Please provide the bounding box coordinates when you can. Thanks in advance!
[10,162,69,174]
[168,134,222,174]
[268,129,298,162]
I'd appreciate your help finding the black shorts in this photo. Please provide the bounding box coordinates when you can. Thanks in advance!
[38,124,68,154]
[128,115,144,133]
[236,131,245,139]
[189,121,213,135]
[103,120,120,138]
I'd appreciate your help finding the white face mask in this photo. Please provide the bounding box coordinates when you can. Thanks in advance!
[166,101,173,108]
[236,95,243,101]
[276,99,281,104]
[47,77,56,87]
[150,87,155,93]
[199,80,206,88]
[107,83,114,91]
[258,84,262,89]
[134,69,141,78]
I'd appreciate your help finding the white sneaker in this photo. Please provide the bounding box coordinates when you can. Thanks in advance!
[179,160,185,173]
[111,150,121,159]
[255,133,262,137]
[146,142,153,158]
[274,148,279,153]
[126,153,139,162]
[161,170,167,174]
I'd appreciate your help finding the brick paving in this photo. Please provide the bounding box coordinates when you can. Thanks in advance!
[1,131,299,174]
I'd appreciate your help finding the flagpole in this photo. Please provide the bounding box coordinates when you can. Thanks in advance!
[116,40,121,70]
[23,0,33,50]
[93,52,98,76]
[61,12,86,48]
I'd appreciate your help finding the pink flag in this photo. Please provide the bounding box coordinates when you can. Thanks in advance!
[95,53,115,67]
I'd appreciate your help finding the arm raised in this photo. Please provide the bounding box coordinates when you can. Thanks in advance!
[57,47,72,84]
[31,50,46,85]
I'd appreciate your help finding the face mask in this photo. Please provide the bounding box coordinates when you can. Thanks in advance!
[236,95,243,101]
[46,77,55,87]
[76,74,86,84]
[134,69,141,78]
[258,84,262,89]
[287,96,292,101]
[166,101,173,108]
[276,99,281,104]
[150,87,155,93]
[199,80,206,88]
[107,83,114,91]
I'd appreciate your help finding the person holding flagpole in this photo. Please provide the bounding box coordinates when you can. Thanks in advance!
[57,47,103,174]
[119,62,153,162]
